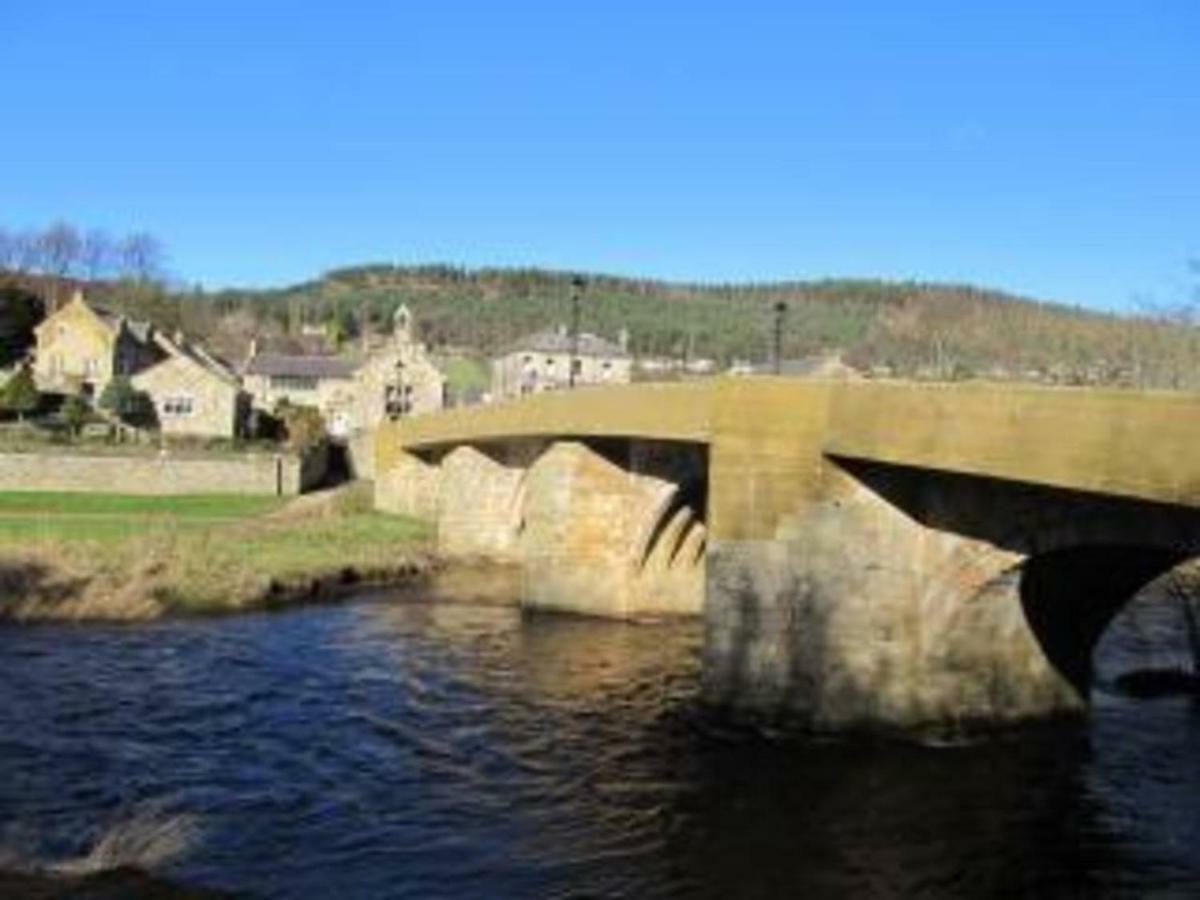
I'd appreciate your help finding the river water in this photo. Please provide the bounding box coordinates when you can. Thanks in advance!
[0,589,1198,898]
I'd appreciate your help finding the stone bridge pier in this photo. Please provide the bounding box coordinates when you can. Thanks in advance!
[378,436,708,619]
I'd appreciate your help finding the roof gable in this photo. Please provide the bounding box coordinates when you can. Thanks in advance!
[34,292,117,343]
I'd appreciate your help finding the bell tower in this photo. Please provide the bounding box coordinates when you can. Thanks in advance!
[393,304,414,349]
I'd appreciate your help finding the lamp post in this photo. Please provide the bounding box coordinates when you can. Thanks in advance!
[773,301,787,375]
[569,275,585,388]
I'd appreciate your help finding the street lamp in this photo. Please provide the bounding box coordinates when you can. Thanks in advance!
[569,275,586,388]
[773,301,787,376]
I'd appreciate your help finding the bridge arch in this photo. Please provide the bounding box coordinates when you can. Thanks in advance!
[1016,544,1192,697]
[835,457,1200,724]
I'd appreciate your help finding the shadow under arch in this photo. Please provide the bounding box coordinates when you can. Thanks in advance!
[1019,545,1192,698]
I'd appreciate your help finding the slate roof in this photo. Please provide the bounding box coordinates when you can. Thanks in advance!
[503,328,628,358]
[244,353,359,379]
[93,306,154,343]
[149,333,241,388]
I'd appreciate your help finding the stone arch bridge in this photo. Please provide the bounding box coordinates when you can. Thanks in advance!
[375,378,1200,732]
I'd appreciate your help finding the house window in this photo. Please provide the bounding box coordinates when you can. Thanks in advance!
[270,375,318,391]
[385,383,414,417]
[162,396,195,417]
[571,358,583,375]
[84,358,99,377]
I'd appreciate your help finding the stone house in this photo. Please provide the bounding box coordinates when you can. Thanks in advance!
[242,304,445,439]
[131,333,246,438]
[31,290,248,438]
[491,326,632,400]
[242,352,358,435]
[32,290,161,399]
[354,305,445,425]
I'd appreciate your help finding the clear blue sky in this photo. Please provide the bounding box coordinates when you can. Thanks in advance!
[3,1,1197,310]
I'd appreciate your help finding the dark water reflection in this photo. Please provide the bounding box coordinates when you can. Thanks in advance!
[0,591,1198,898]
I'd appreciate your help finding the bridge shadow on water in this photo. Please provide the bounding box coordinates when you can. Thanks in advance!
[344,600,1197,898]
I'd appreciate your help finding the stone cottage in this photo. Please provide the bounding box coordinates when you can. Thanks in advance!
[131,333,246,438]
[491,326,632,400]
[242,352,360,437]
[32,290,161,399]
[354,305,445,425]
[31,290,247,438]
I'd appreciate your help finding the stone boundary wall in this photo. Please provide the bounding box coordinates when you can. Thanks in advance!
[0,447,327,496]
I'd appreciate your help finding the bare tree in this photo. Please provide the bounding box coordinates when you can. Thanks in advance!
[80,228,116,280]
[0,229,13,272]
[40,221,82,276]
[38,220,83,311]
[14,229,44,272]
[118,232,165,283]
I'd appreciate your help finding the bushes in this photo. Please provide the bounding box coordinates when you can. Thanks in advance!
[97,376,156,428]
[273,401,326,452]
[60,395,90,435]
[0,368,41,421]
[0,287,44,368]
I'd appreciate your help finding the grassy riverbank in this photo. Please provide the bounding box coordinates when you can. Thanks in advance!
[0,485,433,621]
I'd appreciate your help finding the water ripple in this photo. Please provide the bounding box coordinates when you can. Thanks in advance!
[0,593,1197,897]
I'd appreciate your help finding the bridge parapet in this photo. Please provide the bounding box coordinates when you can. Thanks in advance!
[824,380,1200,510]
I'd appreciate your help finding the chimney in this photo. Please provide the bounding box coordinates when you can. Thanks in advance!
[248,337,259,360]
[618,327,629,353]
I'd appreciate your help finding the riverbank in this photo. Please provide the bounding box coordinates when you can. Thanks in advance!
[0,485,436,622]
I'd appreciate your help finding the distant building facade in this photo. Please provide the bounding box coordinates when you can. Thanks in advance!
[727,351,861,380]
[491,326,632,400]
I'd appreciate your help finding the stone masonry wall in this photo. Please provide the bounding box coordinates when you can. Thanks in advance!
[0,450,320,496]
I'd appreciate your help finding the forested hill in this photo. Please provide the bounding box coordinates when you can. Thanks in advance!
[192,264,1199,388]
[5,261,1200,389]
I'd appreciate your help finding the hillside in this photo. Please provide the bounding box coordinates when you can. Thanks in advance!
[194,265,1200,389]
[5,263,1200,389]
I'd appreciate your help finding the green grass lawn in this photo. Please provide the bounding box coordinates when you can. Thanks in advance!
[440,355,491,399]
[0,486,432,616]
[0,492,288,543]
